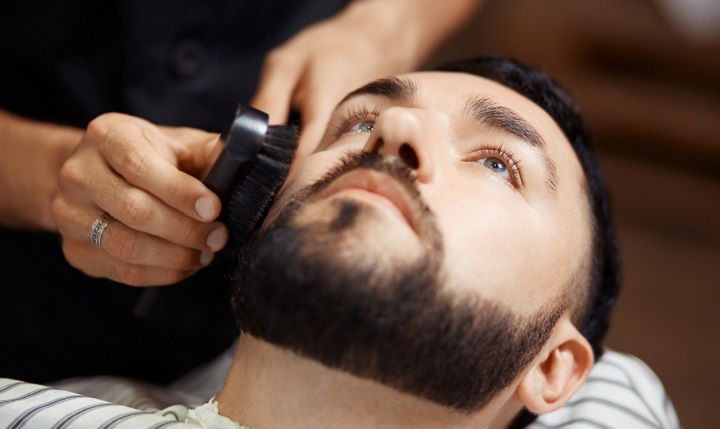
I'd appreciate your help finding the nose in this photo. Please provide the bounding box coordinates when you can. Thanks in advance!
[361,107,435,183]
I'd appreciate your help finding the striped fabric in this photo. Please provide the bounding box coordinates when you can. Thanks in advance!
[0,350,679,428]
[0,378,196,428]
[531,351,680,428]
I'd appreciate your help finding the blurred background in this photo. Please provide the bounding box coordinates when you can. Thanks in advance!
[427,0,719,427]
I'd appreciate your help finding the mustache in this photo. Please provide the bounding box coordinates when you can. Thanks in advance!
[269,150,443,253]
[304,151,425,206]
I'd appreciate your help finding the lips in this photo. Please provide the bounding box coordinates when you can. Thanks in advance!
[311,168,421,235]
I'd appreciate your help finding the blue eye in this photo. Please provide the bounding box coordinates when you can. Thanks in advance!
[479,157,510,181]
[348,120,375,134]
[466,147,522,188]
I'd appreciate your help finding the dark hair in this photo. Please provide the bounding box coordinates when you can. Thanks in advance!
[436,57,621,363]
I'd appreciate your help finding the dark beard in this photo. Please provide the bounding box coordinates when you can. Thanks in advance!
[231,152,564,411]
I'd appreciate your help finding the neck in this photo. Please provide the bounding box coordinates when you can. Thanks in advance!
[216,335,520,429]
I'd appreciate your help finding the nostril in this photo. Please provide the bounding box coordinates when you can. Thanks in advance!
[399,143,419,169]
[369,138,385,154]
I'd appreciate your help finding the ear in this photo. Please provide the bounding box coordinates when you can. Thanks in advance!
[516,314,594,414]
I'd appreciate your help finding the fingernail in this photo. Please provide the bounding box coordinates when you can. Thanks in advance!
[207,227,227,252]
[195,196,215,221]
[199,251,214,267]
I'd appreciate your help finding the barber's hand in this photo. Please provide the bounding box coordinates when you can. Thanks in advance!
[52,113,227,286]
[250,0,426,162]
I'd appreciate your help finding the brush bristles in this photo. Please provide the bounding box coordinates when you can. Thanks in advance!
[221,124,299,263]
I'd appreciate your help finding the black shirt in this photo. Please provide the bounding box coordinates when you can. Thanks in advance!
[0,0,347,383]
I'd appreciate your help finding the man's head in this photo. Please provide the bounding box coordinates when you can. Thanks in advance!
[228,57,619,418]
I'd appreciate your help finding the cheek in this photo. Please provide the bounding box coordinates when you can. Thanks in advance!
[434,189,565,312]
[263,150,349,226]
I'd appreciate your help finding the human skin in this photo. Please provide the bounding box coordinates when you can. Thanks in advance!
[216,71,595,429]
[269,72,592,314]
[50,115,228,285]
[0,0,482,286]
[251,0,484,160]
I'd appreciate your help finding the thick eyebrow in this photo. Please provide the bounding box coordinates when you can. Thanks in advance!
[464,96,558,193]
[338,77,417,106]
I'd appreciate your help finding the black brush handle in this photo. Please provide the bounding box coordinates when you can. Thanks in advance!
[134,104,269,319]
[202,105,269,198]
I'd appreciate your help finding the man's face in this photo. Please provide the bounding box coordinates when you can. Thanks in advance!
[269,71,590,314]
[234,71,591,410]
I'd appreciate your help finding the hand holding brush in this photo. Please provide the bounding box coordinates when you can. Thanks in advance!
[134,105,298,318]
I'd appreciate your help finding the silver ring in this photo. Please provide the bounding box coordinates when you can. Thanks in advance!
[89,213,114,249]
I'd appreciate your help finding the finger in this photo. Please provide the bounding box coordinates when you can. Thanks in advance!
[63,239,199,287]
[96,121,221,223]
[96,180,227,251]
[250,49,306,124]
[296,118,329,162]
[155,126,220,175]
[60,160,228,253]
[295,81,346,160]
[55,196,215,275]
[94,218,214,270]
[159,126,217,148]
